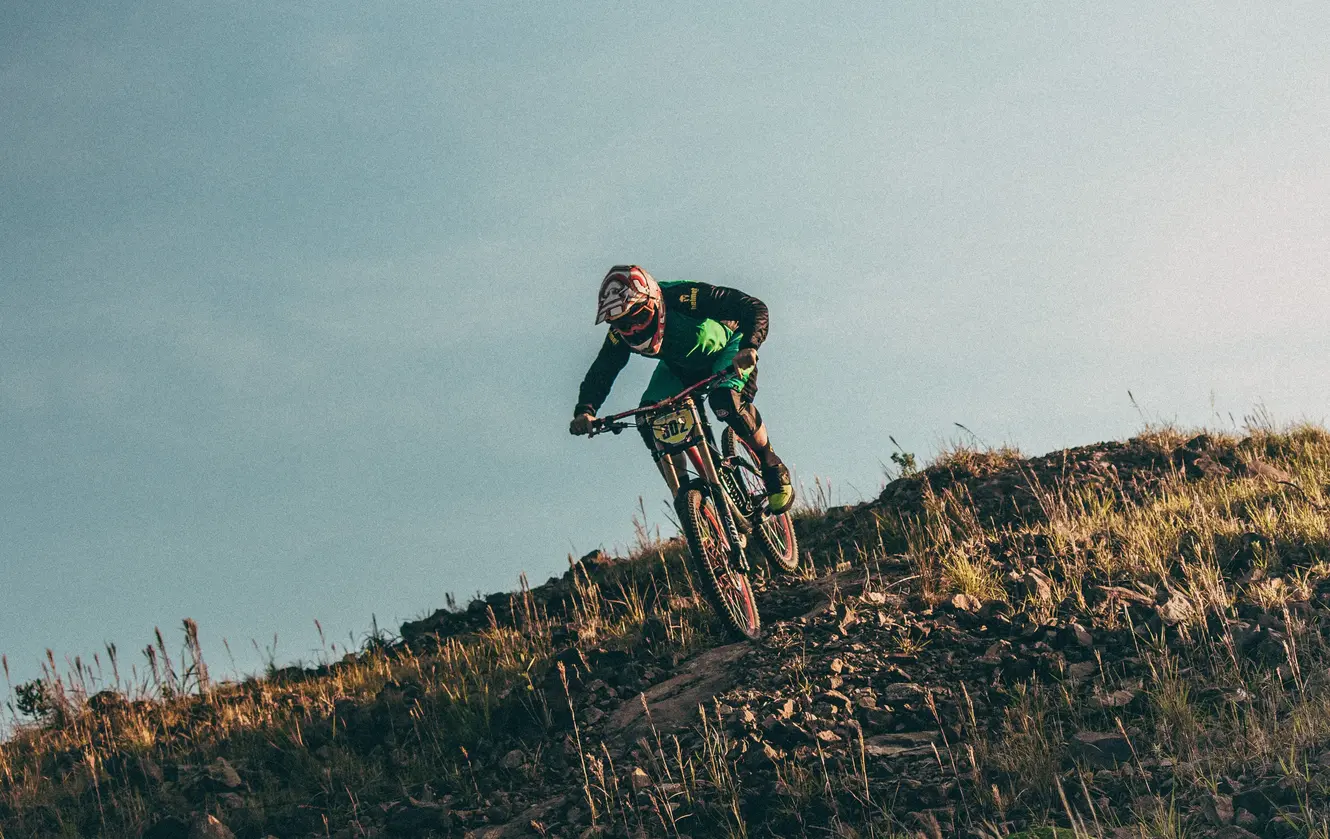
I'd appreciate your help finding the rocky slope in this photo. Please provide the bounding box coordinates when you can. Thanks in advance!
[3,427,1330,839]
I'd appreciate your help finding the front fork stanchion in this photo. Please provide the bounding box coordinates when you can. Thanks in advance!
[655,447,683,497]
[692,444,751,575]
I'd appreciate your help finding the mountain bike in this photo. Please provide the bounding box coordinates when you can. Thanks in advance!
[580,371,799,639]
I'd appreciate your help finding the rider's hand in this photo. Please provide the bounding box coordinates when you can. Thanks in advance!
[570,412,597,436]
[732,348,758,374]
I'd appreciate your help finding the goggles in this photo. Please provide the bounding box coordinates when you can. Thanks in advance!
[610,301,655,336]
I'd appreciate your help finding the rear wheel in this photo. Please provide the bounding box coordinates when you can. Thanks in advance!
[676,487,761,639]
[722,428,800,574]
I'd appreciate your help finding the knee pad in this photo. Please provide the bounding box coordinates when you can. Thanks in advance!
[709,389,761,438]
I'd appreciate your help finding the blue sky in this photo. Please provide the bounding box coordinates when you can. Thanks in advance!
[3,1,1329,705]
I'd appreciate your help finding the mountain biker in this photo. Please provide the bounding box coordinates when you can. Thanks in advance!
[570,265,794,514]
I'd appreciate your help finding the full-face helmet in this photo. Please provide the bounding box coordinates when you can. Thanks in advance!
[595,265,665,355]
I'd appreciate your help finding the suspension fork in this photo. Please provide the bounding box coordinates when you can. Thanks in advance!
[654,449,686,497]
[685,444,751,574]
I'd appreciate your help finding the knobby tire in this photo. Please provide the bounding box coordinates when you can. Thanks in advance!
[722,428,800,574]
[676,487,761,640]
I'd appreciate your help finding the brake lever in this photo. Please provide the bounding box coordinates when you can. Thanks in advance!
[586,421,624,438]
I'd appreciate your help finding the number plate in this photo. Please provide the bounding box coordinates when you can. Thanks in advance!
[651,406,698,446]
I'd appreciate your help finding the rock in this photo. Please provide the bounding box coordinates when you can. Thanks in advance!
[862,732,938,759]
[578,549,612,570]
[1090,689,1138,709]
[1232,782,1293,817]
[950,593,981,612]
[1068,661,1097,679]
[187,815,236,839]
[815,729,842,743]
[1190,454,1233,479]
[744,742,784,769]
[1156,594,1193,626]
[471,796,568,839]
[630,767,652,790]
[1069,623,1093,646]
[205,757,243,790]
[1071,731,1132,768]
[820,689,853,712]
[499,749,525,770]
[836,604,860,633]
[881,682,926,703]
[763,718,814,747]
[1183,434,1215,451]
[1212,827,1261,839]
[133,756,165,788]
[1240,459,1293,482]
[1093,585,1156,607]
[1023,569,1054,603]
[863,742,935,759]
[1201,794,1235,826]
[87,689,128,714]
[606,643,748,740]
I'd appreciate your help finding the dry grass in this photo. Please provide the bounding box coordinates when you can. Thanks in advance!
[5,424,1330,837]
[0,535,728,838]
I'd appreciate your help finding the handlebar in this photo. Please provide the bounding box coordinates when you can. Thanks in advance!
[578,369,740,439]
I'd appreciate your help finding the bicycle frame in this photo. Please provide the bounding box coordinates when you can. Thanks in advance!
[588,372,753,573]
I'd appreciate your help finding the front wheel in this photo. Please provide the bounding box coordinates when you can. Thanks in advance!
[676,487,761,639]
[722,428,800,574]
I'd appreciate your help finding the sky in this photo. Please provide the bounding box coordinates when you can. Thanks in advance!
[3,1,1330,712]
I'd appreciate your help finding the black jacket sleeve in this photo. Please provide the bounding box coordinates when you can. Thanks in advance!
[666,282,769,350]
[574,330,631,416]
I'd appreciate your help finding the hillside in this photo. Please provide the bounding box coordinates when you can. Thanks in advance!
[3,424,1330,839]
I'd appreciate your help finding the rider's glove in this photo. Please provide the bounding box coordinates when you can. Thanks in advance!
[570,412,597,436]
[732,348,758,374]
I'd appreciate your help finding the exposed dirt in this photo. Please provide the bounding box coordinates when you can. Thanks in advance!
[11,432,1330,839]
